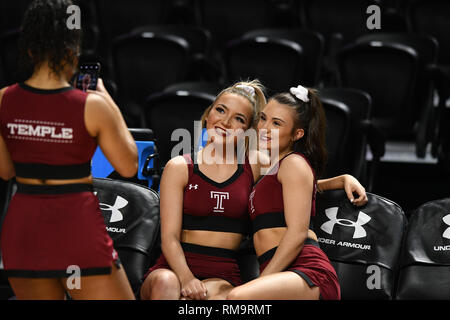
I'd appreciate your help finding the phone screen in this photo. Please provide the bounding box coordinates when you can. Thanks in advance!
[76,63,101,91]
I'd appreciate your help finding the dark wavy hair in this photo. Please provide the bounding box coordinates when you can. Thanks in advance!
[19,0,82,76]
[270,89,327,178]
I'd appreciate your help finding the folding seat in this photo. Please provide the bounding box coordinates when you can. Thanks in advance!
[112,32,190,127]
[318,88,385,191]
[225,37,304,95]
[242,29,325,87]
[143,88,215,166]
[395,198,450,299]
[130,25,221,82]
[91,128,160,190]
[355,33,439,158]
[314,190,407,299]
[337,39,435,158]
[300,0,407,85]
[93,178,160,297]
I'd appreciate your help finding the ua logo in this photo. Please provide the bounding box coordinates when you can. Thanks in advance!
[99,195,128,223]
[320,207,371,239]
[210,191,229,213]
[189,184,198,190]
[443,214,450,239]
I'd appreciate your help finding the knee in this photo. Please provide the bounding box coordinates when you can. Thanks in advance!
[226,287,247,300]
[142,271,180,300]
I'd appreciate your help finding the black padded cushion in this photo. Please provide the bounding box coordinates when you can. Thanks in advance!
[315,190,406,299]
[93,178,160,295]
[396,198,450,299]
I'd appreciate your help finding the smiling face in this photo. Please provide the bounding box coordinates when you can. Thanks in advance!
[205,92,254,145]
[258,99,304,155]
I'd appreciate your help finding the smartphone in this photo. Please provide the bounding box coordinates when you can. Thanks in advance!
[76,62,101,91]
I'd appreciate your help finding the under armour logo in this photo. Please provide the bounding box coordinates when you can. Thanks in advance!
[320,207,371,239]
[189,184,198,190]
[210,191,229,213]
[99,195,128,223]
[443,214,450,239]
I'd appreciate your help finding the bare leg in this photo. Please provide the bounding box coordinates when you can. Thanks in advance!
[202,278,234,300]
[9,278,66,300]
[140,268,180,300]
[227,271,320,300]
[62,263,135,300]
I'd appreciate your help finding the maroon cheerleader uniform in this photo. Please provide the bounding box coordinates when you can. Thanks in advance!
[249,152,341,300]
[144,152,254,286]
[0,82,120,278]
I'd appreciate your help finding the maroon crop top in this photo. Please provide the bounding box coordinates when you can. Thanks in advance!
[0,83,96,179]
[248,152,317,234]
[181,153,254,234]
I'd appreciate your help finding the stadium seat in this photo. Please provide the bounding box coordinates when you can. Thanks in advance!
[242,28,325,87]
[130,25,221,82]
[112,31,190,126]
[318,88,385,191]
[337,40,432,157]
[93,178,160,297]
[314,190,407,299]
[354,33,439,158]
[143,88,215,166]
[395,198,450,299]
[91,128,160,190]
[225,36,304,95]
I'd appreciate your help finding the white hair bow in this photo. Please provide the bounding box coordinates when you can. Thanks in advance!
[236,84,256,98]
[290,85,309,103]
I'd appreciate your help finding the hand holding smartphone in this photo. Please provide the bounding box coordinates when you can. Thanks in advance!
[76,62,101,92]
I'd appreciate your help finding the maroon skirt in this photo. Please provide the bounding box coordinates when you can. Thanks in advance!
[144,242,243,287]
[258,238,341,300]
[1,183,120,278]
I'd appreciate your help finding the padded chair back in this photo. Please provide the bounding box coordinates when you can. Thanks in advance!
[112,32,190,118]
[395,198,450,299]
[315,190,406,299]
[320,97,351,179]
[337,41,419,138]
[91,128,159,190]
[319,88,372,181]
[243,28,325,87]
[93,178,160,296]
[144,90,215,166]
[225,37,303,95]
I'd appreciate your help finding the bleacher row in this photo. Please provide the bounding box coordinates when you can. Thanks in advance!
[1,0,450,176]
[2,174,450,300]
